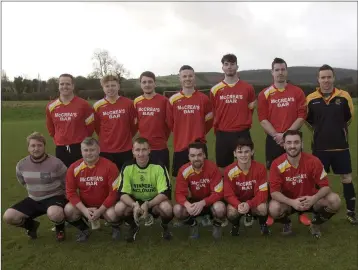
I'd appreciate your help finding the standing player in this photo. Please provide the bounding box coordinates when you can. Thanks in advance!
[306,64,357,224]
[114,137,173,242]
[257,58,308,225]
[174,142,226,240]
[168,65,213,177]
[224,137,270,236]
[134,71,171,170]
[93,75,137,171]
[3,132,67,241]
[46,73,94,168]
[210,54,256,172]
[64,137,120,242]
[268,130,341,238]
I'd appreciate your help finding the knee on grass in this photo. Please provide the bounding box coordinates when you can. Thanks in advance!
[326,193,341,212]
[158,200,173,218]
[173,204,188,219]
[253,203,268,216]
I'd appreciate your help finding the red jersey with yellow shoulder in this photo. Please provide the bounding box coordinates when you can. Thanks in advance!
[66,157,119,208]
[133,94,171,150]
[257,83,307,133]
[269,152,329,199]
[175,159,223,206]
[93,97,137,153]
[168,90,213,152]
[46,96,94,146]
[210,80,256,132]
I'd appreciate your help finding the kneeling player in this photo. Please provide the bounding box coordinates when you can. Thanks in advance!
[3,132,68,241]
[64,137,120,242]
[174,142,226,240]
[224,137,270,236]
[114,137,173,242]
[269,130,341,238]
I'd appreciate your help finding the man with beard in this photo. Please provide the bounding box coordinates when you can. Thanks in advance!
[3,132,68,241]
[224,137,270,236]
[268,130,341,238]
[168,65,213,177]
[64,137,121,242]
[134,71,171,170]
[93,75,138,171]
[257,58,308,226]
[306,64,357,224]
[114,137,173,242]
[210,54,256,172]
[174,142,226,240]
[46,73,95,168]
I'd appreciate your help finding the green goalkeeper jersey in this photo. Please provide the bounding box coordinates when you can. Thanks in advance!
[113,158,171,201]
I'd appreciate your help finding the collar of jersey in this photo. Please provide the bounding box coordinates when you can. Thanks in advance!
[59,95,75,105]
[105,96,120,104]
[222,79,240,88]
[272,84,286,92]
[135,157,152,169]
[237,163,251,175]
[285,154,300,169]
[84,158,100,168]
[317,87,338,103]
[180,90,197,98]
[143,93,157,100]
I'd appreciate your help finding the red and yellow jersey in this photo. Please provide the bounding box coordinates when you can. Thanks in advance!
[93,97,137,153]
[257,83,307,133]
[210,80,256,132]
[46,96,94,146]
[269,152,329,199]
[66,157,119,208]
[175,160,223,206]
[224,160,268,209]
[133,94,171,150]
[168,90,213,152]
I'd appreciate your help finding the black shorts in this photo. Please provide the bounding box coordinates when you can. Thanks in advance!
[287,206,314,215]
[215,129,251,168]
[265,135,285,169]
[172,144,208,177]
[10,195,67,219]
[150,148,170,171]
[100,150,133,171]
[313,149,352,175]
[56,143,82,168]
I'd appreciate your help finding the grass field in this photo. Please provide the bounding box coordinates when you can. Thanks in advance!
[1,100,357,270]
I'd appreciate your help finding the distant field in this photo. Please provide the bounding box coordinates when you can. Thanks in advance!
[1,101,357,270]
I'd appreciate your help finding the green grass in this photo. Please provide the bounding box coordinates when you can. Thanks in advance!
[1,101,357,270]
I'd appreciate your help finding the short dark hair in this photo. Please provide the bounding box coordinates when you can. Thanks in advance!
[235,137,254,151]
[139,71,156,82]
[318,64,335,76]
[59,73,74,84]
[221,54,237,64]
[271,58,287,70]
[188,141,205,152]
[133,137,149,145]
[179,65,194,73]
[283,130,303,141]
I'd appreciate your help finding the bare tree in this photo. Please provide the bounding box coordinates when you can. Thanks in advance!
[90,49,130,79]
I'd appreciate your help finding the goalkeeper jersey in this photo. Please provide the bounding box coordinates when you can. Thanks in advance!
[113,158,171,201]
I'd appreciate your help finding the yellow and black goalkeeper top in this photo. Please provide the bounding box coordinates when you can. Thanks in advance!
[306,88,354,151]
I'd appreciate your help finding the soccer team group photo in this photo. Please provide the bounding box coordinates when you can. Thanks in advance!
[3,54,356,245]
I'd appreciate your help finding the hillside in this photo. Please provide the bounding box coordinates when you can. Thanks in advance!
[125,66,357,87]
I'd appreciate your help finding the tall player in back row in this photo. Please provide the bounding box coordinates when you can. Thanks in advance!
[93,75,137,171]
[46,74,95,167]
[210,54,256,172]
[168,65,213,177]
[134,71,171,170]
[257,58,309,225]
[306,65,357,224]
